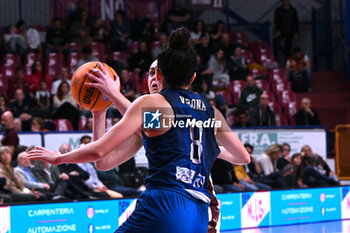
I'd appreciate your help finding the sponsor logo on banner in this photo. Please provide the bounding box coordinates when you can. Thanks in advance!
[118,199,137,226]
[241,192,271,228]
[342,187,350,219]
[0,206,10,233]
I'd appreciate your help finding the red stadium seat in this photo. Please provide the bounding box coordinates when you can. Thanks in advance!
[216,91,233,105]
[255,80,270,91]
[112,51,129,67]
[3,54,21,68]
[275,113,289,126]
[54,119,74,131]
[69,42,82,53]
[1,65,16,80]
[25,53,41,67]
[150,41,160,53]
[251,40,269,53]
[46,53,65,80]
[249,69,268,79]
[128,71,140,92]
[68,53,81,75]
[241,50,255,63]
[0,73,8,97]
[91,42,106,62]
[129,42,139,54]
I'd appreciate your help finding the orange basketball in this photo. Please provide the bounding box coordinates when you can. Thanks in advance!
[71,62,121,111]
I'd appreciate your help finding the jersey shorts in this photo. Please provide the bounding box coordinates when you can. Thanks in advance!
[115,187,209,233]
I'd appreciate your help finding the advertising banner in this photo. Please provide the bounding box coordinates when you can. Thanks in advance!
[241,191,271,228]
[342,186,350,219]
[235,128,328,159]
[9,199,135,232]
[270,187,341,225]
[216,193,241,230]
[0,206,10,233]
[43,132,92,151]
[0,133,42,148]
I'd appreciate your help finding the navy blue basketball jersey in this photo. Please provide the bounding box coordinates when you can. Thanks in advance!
[142,88,220,202]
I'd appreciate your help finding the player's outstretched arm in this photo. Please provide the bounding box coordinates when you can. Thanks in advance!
[28,95,149,165]
[92,110,142,171]
[214,107,250,165]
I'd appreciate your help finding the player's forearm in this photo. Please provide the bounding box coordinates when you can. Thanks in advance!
[111,91,132,115]
[95,134,143,170]
[217,132,250,165]
[92,110,107,141]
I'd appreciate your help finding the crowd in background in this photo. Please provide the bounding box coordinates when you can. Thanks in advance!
[0,0,329,204]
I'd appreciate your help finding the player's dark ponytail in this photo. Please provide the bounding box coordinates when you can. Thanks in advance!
[158,27,197,89]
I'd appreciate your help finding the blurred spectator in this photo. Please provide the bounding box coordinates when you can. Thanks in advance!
[8,89,32,131]
[77,46,98,69]
[206,48,230,86]
[209,20,225,46]
[129,41,153,74]
[16,20,41,53]
[301,145,338,183]
[164,0,191,34]
[227,46,249,81]
[290,153,306,187]
[80,135,92,144]
[0,96,10,121]
[69,9,91,45]
[257,144,290,188]
[232,110,252,128]
[8,67,31,101]
[52,66,71,96]
[273,0,299,61]
[281,143,291,161]
[215,32,236,58]
[45,17,69,55]
[195,34,213,69]
[0,146,38,202]
[295,97,320,126]
[110,10,131,51]
[190,20,209,45]
[66,0,86,29]
[286,47,311,92]
[15,152,52,200]
[238,75,263,111]
[197,80,215,101]
[192,55,213,92]
[25,60,52,95]
[57,143,107,199]
[211,158,244,193]
[34,80,51,118]
[90,16,109,43]
[130,8,146,41]
[31,117,45,132]
[152,33,168,59]
[31,160,68,200]
[120,69,137,100]
[96,167,141,197]
[83,117,93,131]
[130,9,155,44]
[234,162,271,191]
[1,111,19,151]
[52,81,80,130]
[250,93,276,127]
[53,81,75,109]
[4,25,27,56]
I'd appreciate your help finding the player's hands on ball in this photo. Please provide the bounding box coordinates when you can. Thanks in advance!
[27,146,61,165]
[85,63,120,103]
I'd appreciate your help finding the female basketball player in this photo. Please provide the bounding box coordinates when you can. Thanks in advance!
[28,27,250,233]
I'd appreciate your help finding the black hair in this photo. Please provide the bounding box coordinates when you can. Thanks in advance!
[82,45,92,54]
[80,135,92,144]
[293,47,301,54]
[158,27,197,88]
[244,143,254,152]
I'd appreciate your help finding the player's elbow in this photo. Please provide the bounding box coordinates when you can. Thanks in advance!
[94,160,109,171]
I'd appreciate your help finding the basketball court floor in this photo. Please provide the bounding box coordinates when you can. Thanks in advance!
[226,219,350,233]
